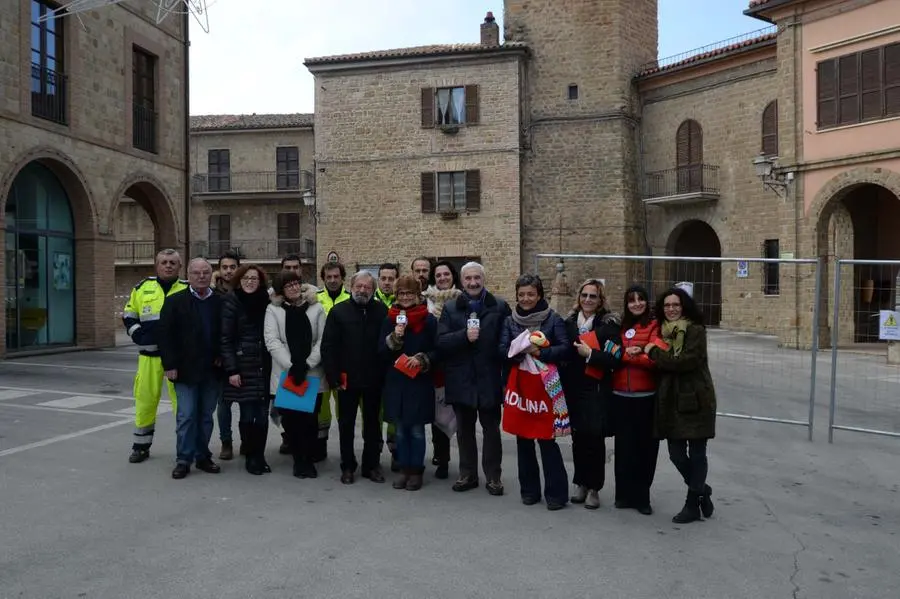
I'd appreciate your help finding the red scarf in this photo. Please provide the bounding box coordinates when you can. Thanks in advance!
[388,303,429,334]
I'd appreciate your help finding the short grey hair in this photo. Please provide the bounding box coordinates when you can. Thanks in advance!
[460,261,485,279]
[155,249,182,264]
[349,270,376,288]
[188,257,212,272]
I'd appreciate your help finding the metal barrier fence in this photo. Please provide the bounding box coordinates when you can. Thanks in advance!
[828,259,900,442]
[534,254,823,440]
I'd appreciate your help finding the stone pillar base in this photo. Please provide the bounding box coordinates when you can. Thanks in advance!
[887,342,900,365]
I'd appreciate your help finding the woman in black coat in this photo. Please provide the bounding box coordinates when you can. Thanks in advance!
[561,278,622,510]
[379,275,439,492]
[499,274,571,511]
[220,264,272,475]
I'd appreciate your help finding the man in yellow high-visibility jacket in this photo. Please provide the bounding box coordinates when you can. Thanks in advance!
[123,249,188,463]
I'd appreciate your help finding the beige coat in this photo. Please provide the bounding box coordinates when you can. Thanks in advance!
[263,284,327,395]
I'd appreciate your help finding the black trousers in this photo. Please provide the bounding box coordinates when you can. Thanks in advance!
[667,439,709,494]
[337,388,383,473]
[431,424,450,465]
[612,393,659,508]
[571,429,606,491]
[280,394,321,464]
[517,437,569,504]
[454,405,502,482]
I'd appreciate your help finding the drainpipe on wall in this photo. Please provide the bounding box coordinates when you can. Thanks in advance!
[182,10,191,264]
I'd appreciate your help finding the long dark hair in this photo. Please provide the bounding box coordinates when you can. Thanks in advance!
[655,287,705,325]
[428,259,461,289]
[620,285,653,330]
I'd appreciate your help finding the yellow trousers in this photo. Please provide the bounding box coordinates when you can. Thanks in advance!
[132,354,177,448]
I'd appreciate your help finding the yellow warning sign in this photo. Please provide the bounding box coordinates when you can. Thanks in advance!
[879,310,900,340]
[885,314,897,327]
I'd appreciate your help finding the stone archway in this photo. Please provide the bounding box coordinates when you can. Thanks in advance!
[0,147,99,354]
[109,173,180,249]
[810,168,900,345]
[665,219,723,326]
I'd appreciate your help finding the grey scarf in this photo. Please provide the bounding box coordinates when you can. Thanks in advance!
[511,301,551,330]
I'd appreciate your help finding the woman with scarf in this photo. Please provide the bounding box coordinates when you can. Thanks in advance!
[645,286,717,523]
[421,260,462,479]
[499,274,571,510]
[379,274,439,491]
[220,264,272,475]
[610,285,660,515]
[264,271,327,479]
[562,278,621,510]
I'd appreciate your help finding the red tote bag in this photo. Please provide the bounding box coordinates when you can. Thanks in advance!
[502,366,555,440]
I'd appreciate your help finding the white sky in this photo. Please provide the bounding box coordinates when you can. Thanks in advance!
[188,0,765,115]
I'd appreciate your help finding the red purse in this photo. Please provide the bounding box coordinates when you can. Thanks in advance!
[502,367,555,440]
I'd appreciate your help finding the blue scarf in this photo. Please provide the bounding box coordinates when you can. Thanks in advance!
[466,288,487,315]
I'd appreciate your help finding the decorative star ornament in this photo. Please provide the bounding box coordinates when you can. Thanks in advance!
[156,0,210,33]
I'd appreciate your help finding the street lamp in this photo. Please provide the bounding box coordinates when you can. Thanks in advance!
[752,152,793,200]
[303,190,320,223]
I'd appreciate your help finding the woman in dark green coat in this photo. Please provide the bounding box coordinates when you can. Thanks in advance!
[644,287,717,524]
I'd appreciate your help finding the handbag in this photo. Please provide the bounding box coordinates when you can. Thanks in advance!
[433,385,457,437]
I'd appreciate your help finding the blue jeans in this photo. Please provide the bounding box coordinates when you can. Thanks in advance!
[517,437,569,505]
[395,423,426,469]
[174,378,221,465]
[217,398,233,443]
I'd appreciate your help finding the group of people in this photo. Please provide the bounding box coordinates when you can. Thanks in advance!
[122,249,718,524]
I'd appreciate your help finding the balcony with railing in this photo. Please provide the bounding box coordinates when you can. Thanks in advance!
[642,164,720,206]
[191,170,314,200]
[31,63,67,125]
[115,241,158,265]
[133,104,158,153]
[114,239,317,266]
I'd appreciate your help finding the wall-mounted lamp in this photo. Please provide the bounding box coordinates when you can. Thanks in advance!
[752,153,794,200]
[302,190,321,223]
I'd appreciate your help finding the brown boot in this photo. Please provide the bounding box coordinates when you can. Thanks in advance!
[406,468,424,491]
[393,469,410,490]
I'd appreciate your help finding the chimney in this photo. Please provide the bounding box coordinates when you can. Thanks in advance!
[481,11,499,46]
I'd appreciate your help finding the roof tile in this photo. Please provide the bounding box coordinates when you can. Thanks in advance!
[189,113,314,131]
[304,42,527,66]
[637,31,777,77]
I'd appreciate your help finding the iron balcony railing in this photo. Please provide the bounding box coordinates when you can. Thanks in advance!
[133,103,158,153]
[191,170,314,194]
[644,164,720,199]
[115,241,158,263]
[192,239,316,262]
[31,63,67,125]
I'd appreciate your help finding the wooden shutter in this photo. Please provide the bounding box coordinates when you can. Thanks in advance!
[465,170,481,211]
[420,172,436,212]
[465,84,479,124]
[817,59,837,128]
[421,88,434,128]
[761,101,778,156]
[860,49,882,120]
[676,120,702,193]
[885,43,900,117]
[838,54,860,125]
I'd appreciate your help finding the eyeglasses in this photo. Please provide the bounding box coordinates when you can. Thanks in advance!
[580,293,599,300]
[283,281,301,289]
[397,291,417,297]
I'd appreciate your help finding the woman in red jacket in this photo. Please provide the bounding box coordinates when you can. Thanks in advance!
[610,285,660,515]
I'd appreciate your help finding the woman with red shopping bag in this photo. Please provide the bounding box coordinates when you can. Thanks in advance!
[499,274,571,510]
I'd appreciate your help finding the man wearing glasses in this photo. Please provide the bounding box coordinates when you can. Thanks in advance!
[122,249,187,464]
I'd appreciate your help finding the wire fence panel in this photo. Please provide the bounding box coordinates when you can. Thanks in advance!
[534,254,822,439]
[828,259,900,441]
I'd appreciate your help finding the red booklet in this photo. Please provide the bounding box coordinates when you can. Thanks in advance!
[394,354,421,379]
[579,331,605,381]
[282,375,309,396]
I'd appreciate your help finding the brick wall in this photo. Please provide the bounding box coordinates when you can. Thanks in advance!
[311,55,523,299]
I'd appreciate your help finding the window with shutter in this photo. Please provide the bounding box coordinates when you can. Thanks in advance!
[421,88,434,128]
[838,54,860,125]
[420,172,436,213]
[817,59,837,128]
[676,120,703,193]
[207,149,231,192]
[277,213,301,256]
[465,85,479,125]
[885,43,900,117]
[465,170,481,212]
[860,49,882,121]
[208,214,231,258]
[761,101,778,156]
[275,146,300,190]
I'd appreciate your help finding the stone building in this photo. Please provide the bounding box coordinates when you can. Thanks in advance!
[305,0,900,347]
[115,113,317,297]
[1,0,189,358]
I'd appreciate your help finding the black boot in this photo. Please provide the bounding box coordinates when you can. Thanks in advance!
[672,490,702,524]
[255,424,271,474]
[244,426,264,476]
[279,431,291,455]
[699,484,714,518]
[313,436,328,463]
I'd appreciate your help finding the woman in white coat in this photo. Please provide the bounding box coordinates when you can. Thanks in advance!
[264,271,326,478]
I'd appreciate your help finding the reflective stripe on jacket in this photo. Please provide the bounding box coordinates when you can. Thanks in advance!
[316,287,350,315]
[123,277,188,356]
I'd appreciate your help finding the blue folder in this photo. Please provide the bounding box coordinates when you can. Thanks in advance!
[273,373,320,413]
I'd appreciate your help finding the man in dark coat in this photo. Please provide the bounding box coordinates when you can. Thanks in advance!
[321,270,389,485]
[158,258,224,480]
[437,261,511,496]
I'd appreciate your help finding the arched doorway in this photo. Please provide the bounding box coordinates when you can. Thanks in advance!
[667,220,722,326]
[818,183,900,343]
[4,162,75,350]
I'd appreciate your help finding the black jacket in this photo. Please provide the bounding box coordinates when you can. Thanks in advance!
[560,311,621,436]
[321,297,388,391]
[220,291,271,403]
[437,291,511,409]
[158,289,223,385]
